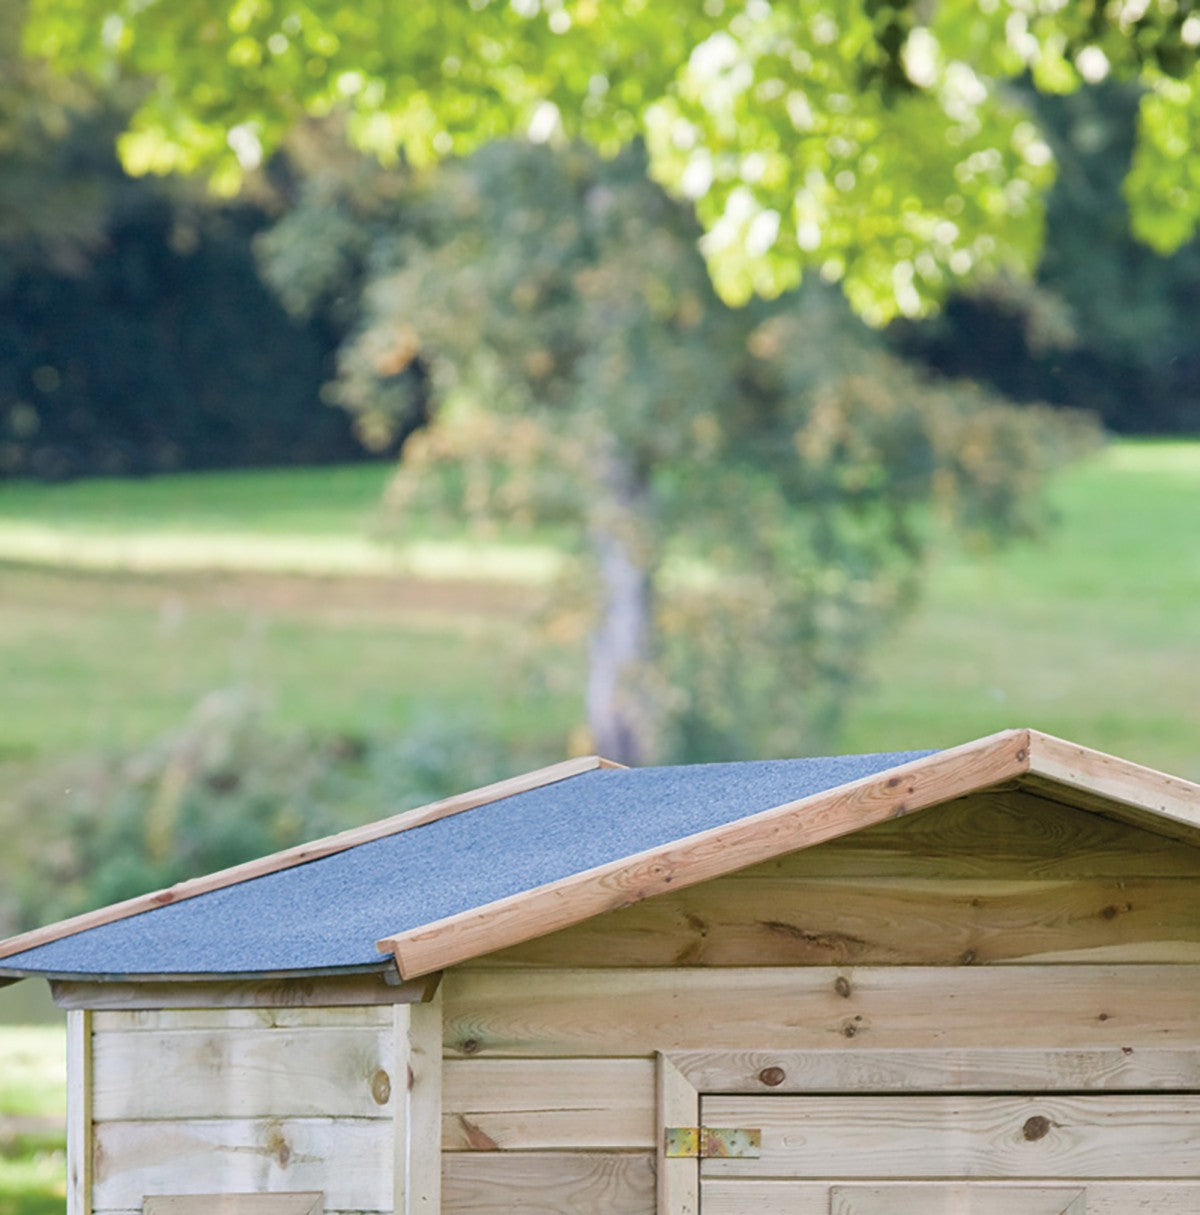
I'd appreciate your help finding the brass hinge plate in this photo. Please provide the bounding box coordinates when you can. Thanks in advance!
[664,1125,762,1158]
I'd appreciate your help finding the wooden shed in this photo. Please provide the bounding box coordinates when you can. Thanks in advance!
[3,727,1200,1215]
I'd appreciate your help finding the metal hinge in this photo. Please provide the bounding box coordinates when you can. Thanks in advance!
[664,1125,762,1158]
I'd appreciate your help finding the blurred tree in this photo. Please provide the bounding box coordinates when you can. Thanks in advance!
[263,140,1095,763]
[0,0,114,276]
[20,0,1200,322]
[897,82,1200,434]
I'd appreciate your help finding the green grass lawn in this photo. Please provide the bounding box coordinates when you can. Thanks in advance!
[0,1026,66,1215]
[839,438,1200,778]
[1,439,1196,775]
[0,465,561,582]
[0,564,568,763]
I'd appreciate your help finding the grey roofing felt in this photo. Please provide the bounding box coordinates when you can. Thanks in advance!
[1,749,933,978]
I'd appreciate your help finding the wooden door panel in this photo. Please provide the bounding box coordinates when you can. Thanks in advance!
[700,1094,1200,1179]
[701,1181,1200,1215]
[831,1184,1084,1214]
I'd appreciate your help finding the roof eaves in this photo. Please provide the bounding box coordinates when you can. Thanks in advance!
[377,728,1034,978]
[0,753,620,966]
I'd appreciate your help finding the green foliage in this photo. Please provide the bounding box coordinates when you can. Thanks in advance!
[268,140,1099,760]
[898,81,1200,433]
[0,0,113,275]
[0,692,523,935]
[1129,64,1200,253]
[20,0,1200,319]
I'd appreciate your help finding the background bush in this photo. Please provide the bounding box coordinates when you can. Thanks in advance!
[0,691,529,936]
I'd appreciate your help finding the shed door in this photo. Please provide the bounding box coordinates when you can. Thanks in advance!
[698,1094,1200,1213]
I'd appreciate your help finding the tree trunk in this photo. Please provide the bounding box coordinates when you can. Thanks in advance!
[585,451,656,767]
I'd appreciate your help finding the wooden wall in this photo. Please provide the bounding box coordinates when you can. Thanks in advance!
[71,789,1200,1215]
[85,1005,397,1215]
[440,789,1200,1213]
[475,790,1200,969]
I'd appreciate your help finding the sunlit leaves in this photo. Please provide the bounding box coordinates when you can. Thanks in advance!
[20,0,1200,312]
[1127,64,1200,253]
[647,3,1053,320]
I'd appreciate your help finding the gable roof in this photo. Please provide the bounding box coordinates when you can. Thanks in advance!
[1,728,1196,983]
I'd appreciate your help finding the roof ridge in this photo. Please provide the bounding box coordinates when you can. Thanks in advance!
[1025,730,1200,836]
[0,752,619,963]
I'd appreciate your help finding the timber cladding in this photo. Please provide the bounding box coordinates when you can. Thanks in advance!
[439,966,1200,1212]
[468,790,1200,969]
[86,1005,398,1213]
[438,790,1200,1213]
[83,995,441,1215]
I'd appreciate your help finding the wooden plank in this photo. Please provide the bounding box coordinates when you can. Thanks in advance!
[409,991,443,1215]
[66,1009,92,1215]
[105,1210,375,1215]
[1026,731,1200,845]
[394,1002,415,1215]
[92,1118,392,1211]
[673,1046,1200,1093]
[468,875,1200,968]
[143,1196,323,1215]
[52,971,439,1010]
[394,986,442,1215]
[442,1058,654,1150]
[442,964,1200,1057]
[702,1181,1200,1215]
[0,754,610,962]
[93,1027,393,1120]
[442,1152,655,1214]
[382,730,1034,977]
[700,1093,1200,1179]
[830,1184,1084,1215]
[93,1006,392,1032]
[657,1053,699,1215]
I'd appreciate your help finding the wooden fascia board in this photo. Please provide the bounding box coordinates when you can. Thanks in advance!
[377,728,1033,978]
[0,754,617,963]
[49,969,442,1010]
[1024,730,1200,844]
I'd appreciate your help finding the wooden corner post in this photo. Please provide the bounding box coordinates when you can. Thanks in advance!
[66,1008,93,1215]
[394,984,442,1214]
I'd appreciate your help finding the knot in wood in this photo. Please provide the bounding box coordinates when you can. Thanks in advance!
[1022,1115,1051,1142]
[371,1068,392,1105]
[758,1066,786,1087]
[834,975,852,999]
[265,1126,291,1167]
[460,1038,481,1055]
